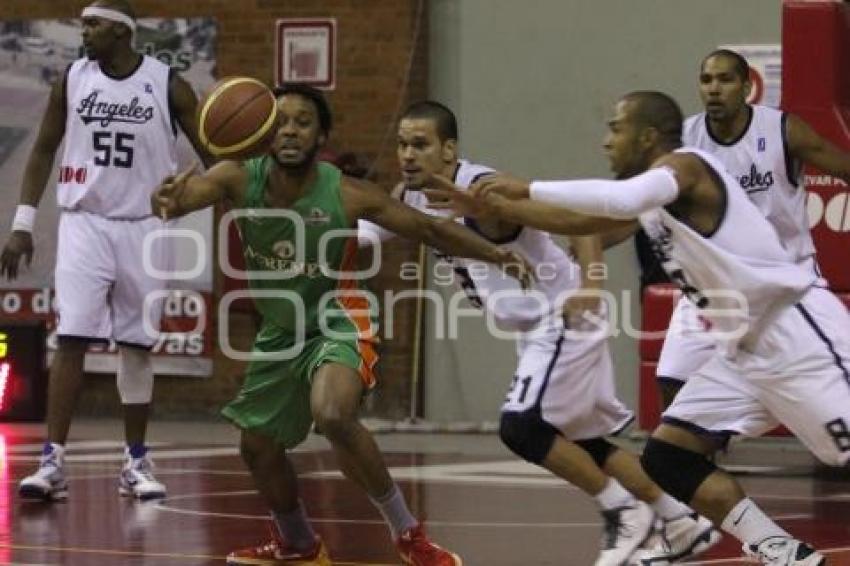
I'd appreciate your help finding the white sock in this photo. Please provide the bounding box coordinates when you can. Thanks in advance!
[720,498,789,545]
[370,484,418,540]
[651,492,693,521]
[272,501,317,552]
[595,478,634,510]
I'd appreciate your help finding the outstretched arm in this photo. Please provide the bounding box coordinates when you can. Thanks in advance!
[423,174,639,236]
[343,177,533,287]
[151,160,246,219]
[356,182,404,247]
[598,222,640,249]
[786,113,850,184]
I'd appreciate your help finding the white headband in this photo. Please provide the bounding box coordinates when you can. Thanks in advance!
[81,6,137,32]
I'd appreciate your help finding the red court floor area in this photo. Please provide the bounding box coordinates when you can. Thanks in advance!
[1,420,848,565]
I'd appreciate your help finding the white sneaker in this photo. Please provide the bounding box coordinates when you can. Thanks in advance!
[632,513,722,565]
[744,536,825,566]
[19,443,68,502]
[594,501,656,566]
[119,449,167,500]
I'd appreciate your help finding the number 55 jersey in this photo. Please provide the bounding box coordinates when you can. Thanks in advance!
[59,55,177,219]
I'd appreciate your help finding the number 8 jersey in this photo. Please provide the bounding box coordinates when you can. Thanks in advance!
[58,55,178,218]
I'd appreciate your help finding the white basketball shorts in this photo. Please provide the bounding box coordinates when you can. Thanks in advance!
[663,287,850,466]
[502,314,634,440]
[55,211,171,348]
[656,296,715,383]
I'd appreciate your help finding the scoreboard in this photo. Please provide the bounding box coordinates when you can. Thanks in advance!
[0,322,46,421]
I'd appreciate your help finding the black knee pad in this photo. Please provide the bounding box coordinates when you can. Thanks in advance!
[499,409,560,465]
[641,437,717,504]
[575,437,616,469]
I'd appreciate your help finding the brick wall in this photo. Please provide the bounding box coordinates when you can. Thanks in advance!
[0,0,427,420]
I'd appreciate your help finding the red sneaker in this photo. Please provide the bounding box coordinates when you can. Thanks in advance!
[226,528,331,565]
[396,525,462,566]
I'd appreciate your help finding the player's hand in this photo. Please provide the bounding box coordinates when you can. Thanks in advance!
[0,231,34,281]
[562,290,604,329]
[470,173,531,200]
[152,163,197,219]
[423,174,504,219]
[495,248,536,290]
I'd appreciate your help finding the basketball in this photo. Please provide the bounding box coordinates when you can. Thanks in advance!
[198,77,279,160]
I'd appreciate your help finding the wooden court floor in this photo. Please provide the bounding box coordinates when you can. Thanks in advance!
[1,420,849,565]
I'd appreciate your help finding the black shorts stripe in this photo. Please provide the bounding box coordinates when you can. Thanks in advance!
[795,303,850,386]
[781,112,801,188]
[656,375,687,386]
[116,340,155,351]
[661,415,735,448]
[56,334,109,345]
[533,332,565,407]
[610,414,636,437]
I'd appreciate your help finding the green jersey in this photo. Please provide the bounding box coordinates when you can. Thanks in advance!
[236,158,374,339]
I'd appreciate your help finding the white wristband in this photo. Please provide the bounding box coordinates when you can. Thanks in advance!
[11,205,37,233]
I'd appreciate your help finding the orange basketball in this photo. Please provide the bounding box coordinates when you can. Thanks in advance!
[198,77,279,160]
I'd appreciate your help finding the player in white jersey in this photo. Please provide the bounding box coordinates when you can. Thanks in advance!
[360,101,721,565]
[427,91,848,565]
[0,0,210,502]
[656,48,850,407]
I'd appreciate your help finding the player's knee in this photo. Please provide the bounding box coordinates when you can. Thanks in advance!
[239,430,275,467]
[641,437,717,504]
[499,410,559,465]
[575,437,616,469]
[312,403,356,441]
[116,345,153,404]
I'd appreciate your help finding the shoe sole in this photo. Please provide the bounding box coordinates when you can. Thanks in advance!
[638,527,722,565]
[119,486,166,500]
[19,485,68,502]
[400,551,462,566]
[225,550,332,565]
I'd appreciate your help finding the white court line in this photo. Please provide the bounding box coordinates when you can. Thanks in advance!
[5,447,240,463]
[3,468,242,486]
[8,445,850,501]
[7,440,168,454]
[155,490,816,527]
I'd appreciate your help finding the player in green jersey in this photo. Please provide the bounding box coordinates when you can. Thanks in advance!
[152,84,530,566]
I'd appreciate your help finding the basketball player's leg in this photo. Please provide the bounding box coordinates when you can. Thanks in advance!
[19,212,113,501]
[223,336,330,564]
[646,357,825,563]
[309,334,461,565]
[500,327,661,565]
[46,337,95,445]
[310,362,393,496]
[764,287,850,468]
[112,216,164,441]
[656,298,715,409]
[111,217,169,498]
[49,211,114,443]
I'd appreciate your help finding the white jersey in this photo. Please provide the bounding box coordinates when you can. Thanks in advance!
[639,148,816,353]
[58,55,178,218]
[401,159,580,330]
[682,105,816,275]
